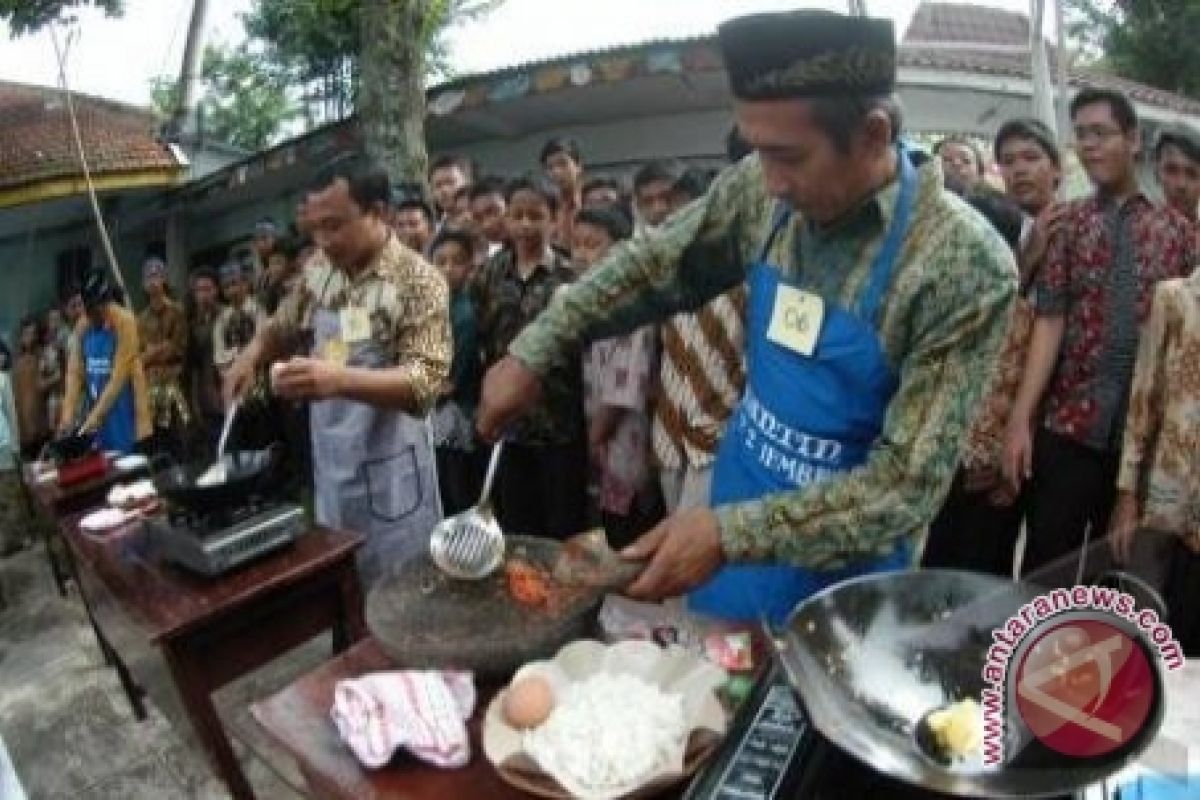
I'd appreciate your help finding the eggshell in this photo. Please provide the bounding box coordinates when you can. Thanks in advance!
[502,675,555,730]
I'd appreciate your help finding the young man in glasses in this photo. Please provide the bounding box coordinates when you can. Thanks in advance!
[1004,88,1197,575]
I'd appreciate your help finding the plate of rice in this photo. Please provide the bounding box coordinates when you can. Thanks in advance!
[483,639,728,799]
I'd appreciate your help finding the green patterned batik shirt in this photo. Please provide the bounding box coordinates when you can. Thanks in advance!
[510,153,1017,571]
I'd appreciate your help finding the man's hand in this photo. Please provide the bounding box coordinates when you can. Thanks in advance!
[1002,417,1034,492]
[1109,491,1139,565]
[1019,202,1067,277]
[621,508,726,601]
[271,357,345,401]
[476,355,543,443]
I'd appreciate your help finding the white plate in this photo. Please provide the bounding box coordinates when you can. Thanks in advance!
[79,507,129,532]
[114,454,149,472]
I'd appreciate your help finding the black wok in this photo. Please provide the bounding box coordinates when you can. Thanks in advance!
[153,448,277,511]
[46,431,97,463]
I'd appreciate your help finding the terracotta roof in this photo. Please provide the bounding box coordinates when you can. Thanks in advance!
[900,2,1200,115]
[0,80,181,191]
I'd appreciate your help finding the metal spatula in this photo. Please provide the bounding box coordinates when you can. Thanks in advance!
[429,440,506,580]
[196,399,239,487]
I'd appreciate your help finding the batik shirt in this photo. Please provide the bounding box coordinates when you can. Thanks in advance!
[475,246,584,445]
[509,154,1016,571]
[270,234,450,415]
[1117,271,1200,543]
[137,298,187,384]
[1034,194,1195,451]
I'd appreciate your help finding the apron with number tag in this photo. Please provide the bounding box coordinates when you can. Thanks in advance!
[310,305,442,586]
[690,147,918,625]
[83,325,137,454]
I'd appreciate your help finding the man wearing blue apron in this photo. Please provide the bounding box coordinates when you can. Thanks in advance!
[59,270,151,455]
[226,158,450,586]
[478,10,1017,624]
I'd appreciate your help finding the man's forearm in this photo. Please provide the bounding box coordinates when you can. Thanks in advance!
[1010,315,1065,425]
[335,366,425,415]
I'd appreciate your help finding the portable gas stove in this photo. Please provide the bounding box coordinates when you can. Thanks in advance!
[685,660,1085,800]
[146,497,307,577]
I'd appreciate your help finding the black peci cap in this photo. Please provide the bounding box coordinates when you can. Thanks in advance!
[718,10,895,100]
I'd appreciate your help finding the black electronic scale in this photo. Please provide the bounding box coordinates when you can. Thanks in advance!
[685,659,1084,800]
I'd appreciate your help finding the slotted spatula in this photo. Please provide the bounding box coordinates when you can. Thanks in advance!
[429,440,506,580]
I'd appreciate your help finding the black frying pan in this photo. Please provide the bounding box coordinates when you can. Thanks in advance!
[153,448,277,511]
[46,431,97,463]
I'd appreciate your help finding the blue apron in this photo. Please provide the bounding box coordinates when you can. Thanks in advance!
[690,148,918,625]
[83,325,137,454]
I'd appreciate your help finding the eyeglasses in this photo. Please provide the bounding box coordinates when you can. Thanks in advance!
[1073,125,1125,144]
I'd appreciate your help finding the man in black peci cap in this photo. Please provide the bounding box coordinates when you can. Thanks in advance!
[477,10,1017,623]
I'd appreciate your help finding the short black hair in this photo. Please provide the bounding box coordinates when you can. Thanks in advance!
[674,167,710,201]
[430,227,476,261]
[453,184,471,203]
[993,117,1061,167]
[309,154,391,211]
[964,187,1024,252]
[505,174,560,212]
[581,175,622,198]
[809,93,903,155]
[633,159,687,192]
[395,197,436,226]
[190,266,219,287]
[19,315,41,335]
[273,235,302,262]
[575,206,632,243]
[726,125,752,163]
[540,136,582,166]
[1070,87,1138,133]
[934,135,985,174]
[390,180,427,207]
[1155,125,1200,166]
[468,175,507,202]
[430,153,473,179]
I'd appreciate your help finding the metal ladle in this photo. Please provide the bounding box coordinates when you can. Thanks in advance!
[429,440,506,580]
[196,399,239,487]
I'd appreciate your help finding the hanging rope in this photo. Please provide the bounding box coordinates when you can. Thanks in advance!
[47,24,131,307]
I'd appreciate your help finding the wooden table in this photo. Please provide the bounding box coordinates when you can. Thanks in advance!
[251,637,532,799]
[252,637,696,800]
[62,515,366,800]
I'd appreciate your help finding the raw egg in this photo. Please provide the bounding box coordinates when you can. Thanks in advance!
[503,674,555,729]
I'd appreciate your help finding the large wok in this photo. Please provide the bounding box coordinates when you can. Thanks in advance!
[153,448,278,511]
[776,569,1165,798]
[45,431,97,463]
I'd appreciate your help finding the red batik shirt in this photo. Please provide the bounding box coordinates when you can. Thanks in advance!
[1034,193,1195,451]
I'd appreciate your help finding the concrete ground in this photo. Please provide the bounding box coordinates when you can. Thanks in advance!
[0,544,331,799]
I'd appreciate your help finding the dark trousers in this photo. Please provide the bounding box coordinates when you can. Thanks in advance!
[1164,539,1200,657]
[436,446,484,517]
[923,469,1023,577]
[494,439,588,540]
[1021,428,1119,577]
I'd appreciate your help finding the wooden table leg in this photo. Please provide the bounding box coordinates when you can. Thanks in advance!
[332,560,366,654]
[163,641,256,800]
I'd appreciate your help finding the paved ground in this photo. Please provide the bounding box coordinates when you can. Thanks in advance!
[0,543,330,799]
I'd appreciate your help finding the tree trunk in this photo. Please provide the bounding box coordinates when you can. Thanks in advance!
[358,0,428,184]
[170,0,210,141]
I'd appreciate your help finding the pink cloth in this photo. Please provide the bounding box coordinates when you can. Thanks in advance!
[331,671,476,769]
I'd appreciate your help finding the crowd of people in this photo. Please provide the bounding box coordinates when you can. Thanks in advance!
[0,46,1196,654]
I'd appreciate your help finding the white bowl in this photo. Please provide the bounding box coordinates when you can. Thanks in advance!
[483,639,728,799]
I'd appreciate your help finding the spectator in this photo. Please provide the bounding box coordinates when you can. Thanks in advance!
[935,135,986,188]
[449,185,474,230]
[40,309,65,434]
[137,258,189,459]
[574,206,662,548]
[0,360,25,556]
[1154,123,1200,223]
[429,154,473,223]
[474,175,586,539]
[213,258,266,376]
[632,159,688,230]
[581,176,624,210]
[541,136,585,249]
[468,176,509,259]
[186,267,224,456]
[430,228,483,515]
[394,196,436,256]
[1004,88,1197,575]
[251,218,279,274]
[12,317,47,460]
[260,235,303,315]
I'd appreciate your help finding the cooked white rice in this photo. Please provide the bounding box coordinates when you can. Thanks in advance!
[524,672,686,797]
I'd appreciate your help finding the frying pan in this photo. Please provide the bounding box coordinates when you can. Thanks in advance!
[367,536,606,677]
[46,431,97,463]
[775,569,1166,798]
[152,447,278,511]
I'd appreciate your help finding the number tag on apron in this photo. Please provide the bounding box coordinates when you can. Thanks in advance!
[766,284,824,356]
[340,306,371,343]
